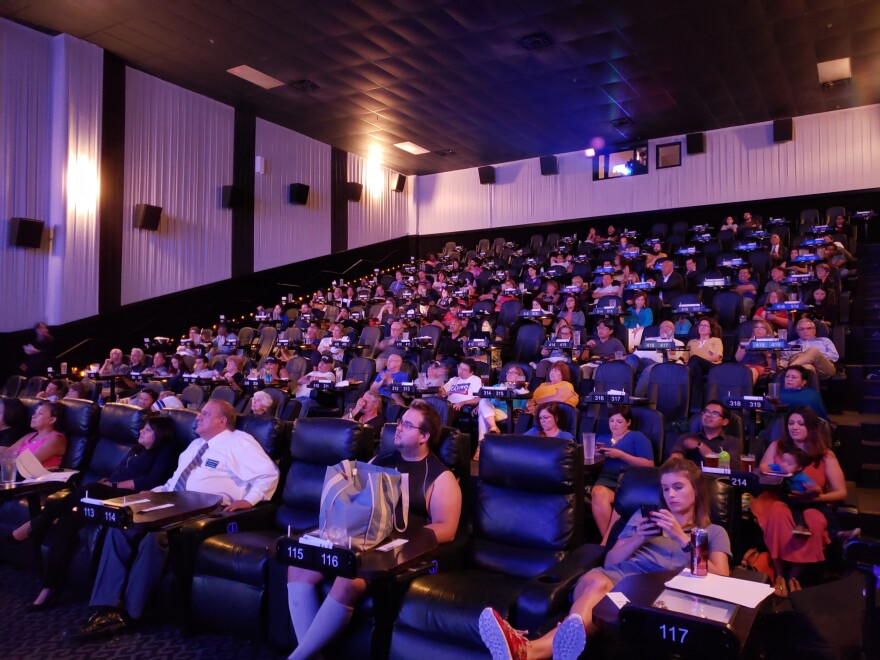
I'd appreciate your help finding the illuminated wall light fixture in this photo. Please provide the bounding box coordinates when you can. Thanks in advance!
[67,155,99,212]
[365,144,384,193]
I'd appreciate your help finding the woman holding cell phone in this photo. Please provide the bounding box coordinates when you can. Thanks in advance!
[480,457,730,660]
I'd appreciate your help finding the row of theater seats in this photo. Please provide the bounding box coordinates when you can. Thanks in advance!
[0,394,738,657]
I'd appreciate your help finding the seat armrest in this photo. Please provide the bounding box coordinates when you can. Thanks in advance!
[176,501,279,541]
[845,537,880,571]
[516,543,605,634]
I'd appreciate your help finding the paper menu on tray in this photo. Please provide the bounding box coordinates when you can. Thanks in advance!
[665,570,775,609]
[16,450,77,482]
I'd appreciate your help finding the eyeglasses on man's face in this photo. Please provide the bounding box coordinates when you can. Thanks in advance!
[399,420,423,432]
[702,408,723,418]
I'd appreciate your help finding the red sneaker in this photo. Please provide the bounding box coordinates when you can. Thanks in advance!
[479,607,528,660]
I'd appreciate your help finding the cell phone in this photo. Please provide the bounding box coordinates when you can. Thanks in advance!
[639,504,662,536]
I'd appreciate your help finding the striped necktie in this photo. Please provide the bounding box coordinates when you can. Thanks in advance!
[173,442,209,492]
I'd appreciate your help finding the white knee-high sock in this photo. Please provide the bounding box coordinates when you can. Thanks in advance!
[288,594,355,660]
[287,582,321,653]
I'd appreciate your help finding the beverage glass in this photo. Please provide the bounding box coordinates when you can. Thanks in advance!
[741,454,756,473]
[582,433,596,462]
[0,450,16,487]
[768,382,780,400]
[789,293,798,302]
[778,329,787,341]
[703,453,720,468]
[614,350,624,360]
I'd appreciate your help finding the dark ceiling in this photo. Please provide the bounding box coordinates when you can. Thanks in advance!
[3,0,879,175]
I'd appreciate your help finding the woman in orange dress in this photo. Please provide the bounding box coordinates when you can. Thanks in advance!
[752,407,847,596]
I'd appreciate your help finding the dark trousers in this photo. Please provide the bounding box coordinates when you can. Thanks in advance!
[687,355,715,411]
[29,482,133,589]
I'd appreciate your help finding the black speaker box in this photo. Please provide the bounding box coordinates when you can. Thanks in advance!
[478,166,496,185]
[221,185,239,208]
[394,174,406,192]
[288,183,310,205]
[774,118,793,143]
[344,182,363,201]
[9,217,44,248]
[539,155,558,175]
[686,133,705,155]
[133,204,162,231]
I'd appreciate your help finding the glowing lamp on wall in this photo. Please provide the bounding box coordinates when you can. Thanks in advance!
[365,144,384,194]
[67,156,99,212]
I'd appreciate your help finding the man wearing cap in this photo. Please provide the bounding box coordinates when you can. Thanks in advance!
[294,354,337,418]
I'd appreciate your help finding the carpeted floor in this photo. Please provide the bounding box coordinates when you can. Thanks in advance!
[0,564,283,659]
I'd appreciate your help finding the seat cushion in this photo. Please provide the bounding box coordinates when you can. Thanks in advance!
[396,570,526,647]
[194,530,278,586]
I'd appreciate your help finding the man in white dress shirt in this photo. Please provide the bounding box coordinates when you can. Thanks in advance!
[67,400,278,640]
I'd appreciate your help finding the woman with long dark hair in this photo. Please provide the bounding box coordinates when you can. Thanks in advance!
[8,415,177,610]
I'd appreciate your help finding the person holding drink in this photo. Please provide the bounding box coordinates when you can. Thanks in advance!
[479,457,730,660]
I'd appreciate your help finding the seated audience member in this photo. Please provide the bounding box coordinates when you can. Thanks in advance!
[0,397,27,446]
[219,355,246,394]
[814,261,842,296]
[685,317,723,409]
[375,299,398,327]
[648,259,684,304]
[142,351,169,377]
[343,390,385,434]
[782,248,808,275]
[317,323,348,362]
[804,287,837,329]
[99,348,130,377]
[37,378,69,402]
[579,319,626,380]
[768,233,786,265]
[260,356,288,383]
[436,317,468,367]
[779,365,828,421]
[539,280,561,309]
[369,353,409,406]
[530,362,579,410]
[151,391,184,412]
[733,266,758,317]
[10,415,177,610]
[591,273,620,299]
[209,324,238,357]
[480,457,730,659]
[477,364,530,441]
[753,289,790,329]
[824,241,856,279]
[374,320,406,371]
[754,407,847,597]
[249,390,275,416]
[683,256,702,295]
[64,382,87,400]
[782,318,839,379]
[423,360,449,388]
[294,354,337,418]
[128,348,148,373]
[438,358,482,423]
[555,294,585,329]
[591,405,654,543]
[764,266,789,296]
[536,324,576,377]
[524,402,574,440]
[191,356,218,380]
[175,327,203,356]
[644,241,667,269]
[133,389,159,410]
[286,400,461,659]
[622,291,652,348]
[8,401,67,468]
[669,400,742,469]
[66,400,278,640]
[722,215,739,233]
[166,353,191,393]
[736,319,775,384]
[625,320,685,378]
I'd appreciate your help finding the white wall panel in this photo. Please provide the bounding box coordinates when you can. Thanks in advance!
[0,20,52,331]
[46,34,102,327]
[346,153,412,249]
[121,68,233,305]
[254,119,331,270]
[417,105,880,235]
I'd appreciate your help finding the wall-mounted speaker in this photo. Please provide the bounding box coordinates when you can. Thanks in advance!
[394,174,406,192]
[221,185,240,209]
[344,182,363,201]
[9,217,44,248]
[539,155,558,175]
[686,133,705,155]
[288,183,310,205]
[773,118,793,143]
[133,203,162,231]
[478,166,496,185]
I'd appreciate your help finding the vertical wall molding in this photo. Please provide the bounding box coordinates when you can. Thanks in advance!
[231,108,255,277]
[330,147,347,253]
[98,53,125,314]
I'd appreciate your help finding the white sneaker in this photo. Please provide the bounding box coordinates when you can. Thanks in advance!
[552,613,586,660]
[479,607,528,660]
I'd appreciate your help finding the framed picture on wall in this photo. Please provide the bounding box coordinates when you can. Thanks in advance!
[656,142,682,169]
